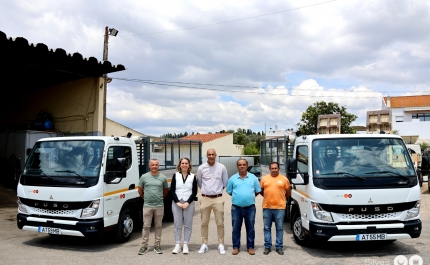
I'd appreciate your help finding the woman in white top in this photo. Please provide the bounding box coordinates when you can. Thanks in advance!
[170,157,197,254]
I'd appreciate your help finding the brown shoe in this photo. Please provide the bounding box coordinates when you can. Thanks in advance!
[232,248,239,255]
[248,248,255,255]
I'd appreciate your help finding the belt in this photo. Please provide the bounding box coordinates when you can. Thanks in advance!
[233,204,254,209]
[201,194,222,198]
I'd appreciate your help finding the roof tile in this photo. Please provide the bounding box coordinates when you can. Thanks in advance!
[181,133,231,143]
[384,95,430,108]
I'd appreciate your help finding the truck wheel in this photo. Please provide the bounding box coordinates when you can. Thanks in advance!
[292,211,312,247]
[114,208,134,243]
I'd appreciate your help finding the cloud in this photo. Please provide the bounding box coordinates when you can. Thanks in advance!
[2,0,430,136]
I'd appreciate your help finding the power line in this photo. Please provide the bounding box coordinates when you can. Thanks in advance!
[111,77,429,96]
[111,77,419,98]
[121,0,337,36]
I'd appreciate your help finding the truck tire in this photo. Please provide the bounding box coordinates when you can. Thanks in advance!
[292,211,312,247]
[114,208,134,243]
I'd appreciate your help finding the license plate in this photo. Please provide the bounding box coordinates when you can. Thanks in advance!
[38,226,61,235]
[356,233,387,241]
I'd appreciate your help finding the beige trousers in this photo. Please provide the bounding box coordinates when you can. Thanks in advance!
[200,196,224,244]
[142,206,164,246]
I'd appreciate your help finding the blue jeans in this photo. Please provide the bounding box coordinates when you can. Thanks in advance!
[263,208,285,249]
[231,204,256,249]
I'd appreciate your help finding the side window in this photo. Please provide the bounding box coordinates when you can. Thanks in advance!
[297,145,309,173]
[106,146,132,171]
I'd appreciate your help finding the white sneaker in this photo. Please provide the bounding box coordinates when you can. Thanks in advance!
[218,244,226,255]
[183,244,189,254]
[198,244,208,254]
[172,244,181,254]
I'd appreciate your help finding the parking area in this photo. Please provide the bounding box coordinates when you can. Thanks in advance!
[1,177,429,264]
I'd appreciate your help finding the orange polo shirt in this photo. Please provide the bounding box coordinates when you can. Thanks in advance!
[260,174,291,209]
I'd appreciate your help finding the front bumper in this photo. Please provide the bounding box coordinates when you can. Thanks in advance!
[17,213,104,237]
[308,219,422,241]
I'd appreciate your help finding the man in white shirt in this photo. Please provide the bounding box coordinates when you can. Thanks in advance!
[197,148,228,255]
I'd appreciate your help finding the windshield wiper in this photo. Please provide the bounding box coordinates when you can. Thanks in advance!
[55,170,87,180]
[320,172,366,182]
[365,171,409,181]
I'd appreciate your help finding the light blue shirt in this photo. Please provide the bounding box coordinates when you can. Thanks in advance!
[226,173,261,207]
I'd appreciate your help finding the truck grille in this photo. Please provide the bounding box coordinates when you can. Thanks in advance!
[338,212,401,221]
[31,207,77,217]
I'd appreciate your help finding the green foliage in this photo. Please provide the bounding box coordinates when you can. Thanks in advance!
[243,143,260,155]
[420,142,429,153]
[297,101,358,135]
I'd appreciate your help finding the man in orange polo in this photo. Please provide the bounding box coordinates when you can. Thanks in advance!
[260,161,291,255]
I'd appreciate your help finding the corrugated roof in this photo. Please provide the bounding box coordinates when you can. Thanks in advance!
[0,30,125,91]
[181,133,231,143]
[384,95,430,108]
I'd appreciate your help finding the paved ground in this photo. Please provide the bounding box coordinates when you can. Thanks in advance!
[1,174,429,265]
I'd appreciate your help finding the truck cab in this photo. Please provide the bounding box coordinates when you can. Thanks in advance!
[17,135,142,243]
[287,134,421,246]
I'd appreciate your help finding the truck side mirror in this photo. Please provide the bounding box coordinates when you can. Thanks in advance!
[287,157,309,185]
[287,158,297,179]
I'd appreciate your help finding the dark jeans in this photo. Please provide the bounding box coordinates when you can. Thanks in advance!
[263,208,285,249]
[231,204,256,249]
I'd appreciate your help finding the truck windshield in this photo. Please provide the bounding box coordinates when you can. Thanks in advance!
[23,140,104,178]
[312,138,415,178]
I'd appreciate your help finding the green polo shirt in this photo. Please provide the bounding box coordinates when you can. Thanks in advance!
[138,172,168,207]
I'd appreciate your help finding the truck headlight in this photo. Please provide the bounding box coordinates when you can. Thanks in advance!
[81,199,100,217]
[17,197,28,213]
[312,202,333,222]
[405,200,420,220]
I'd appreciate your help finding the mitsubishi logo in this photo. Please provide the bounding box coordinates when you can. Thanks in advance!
[368,198,373,203]
[49,195,53,200]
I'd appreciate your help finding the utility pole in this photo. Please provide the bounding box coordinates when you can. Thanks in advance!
[102,26,109,136]
[102,26,118,136]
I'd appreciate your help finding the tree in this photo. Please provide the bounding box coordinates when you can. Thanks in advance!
[420,142,429,153]
[297,101,357,135]
[243,143,259,155]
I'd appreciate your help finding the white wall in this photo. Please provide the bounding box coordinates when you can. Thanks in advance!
[391,109,430,138]
[202,134,243,156]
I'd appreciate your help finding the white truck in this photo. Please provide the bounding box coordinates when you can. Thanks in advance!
[16,135,143,243]
[286,134,421,246]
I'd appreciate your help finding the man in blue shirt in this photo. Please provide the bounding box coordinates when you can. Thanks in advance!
[226,158,261,255]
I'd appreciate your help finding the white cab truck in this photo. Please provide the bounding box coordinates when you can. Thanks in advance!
[17,135,143,243]
[286,134,421,246]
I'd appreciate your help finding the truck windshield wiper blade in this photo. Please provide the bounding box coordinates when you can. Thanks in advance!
[55,170,86,179]
[364,171,409,181]
[320,172,366,182]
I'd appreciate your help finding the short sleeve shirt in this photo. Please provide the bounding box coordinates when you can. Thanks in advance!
[227,173,261,207]
[138,172,168,207]
[260,174,290,209]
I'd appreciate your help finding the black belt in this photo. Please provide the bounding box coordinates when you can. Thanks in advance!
[233,204,254,209]
[201,194,222,198]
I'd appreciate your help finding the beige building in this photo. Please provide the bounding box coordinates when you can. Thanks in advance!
[317,114,341,134]
[106,118,146,138]
[182,133,243,156]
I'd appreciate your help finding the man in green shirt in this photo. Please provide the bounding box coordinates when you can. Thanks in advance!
[137,158,169,255]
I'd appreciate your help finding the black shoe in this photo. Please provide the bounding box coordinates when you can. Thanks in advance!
[276,248,284,255]
[263,248,271,255]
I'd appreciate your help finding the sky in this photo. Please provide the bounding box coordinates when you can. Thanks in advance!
[2,0,430,136]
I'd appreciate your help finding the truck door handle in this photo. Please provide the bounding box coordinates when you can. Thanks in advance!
[129,184,135,190]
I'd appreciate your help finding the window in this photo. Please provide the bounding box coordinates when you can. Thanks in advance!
[412,113,430,121]
[106,146,132,171]
[395,116,403,122]
[296,145,308,173]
